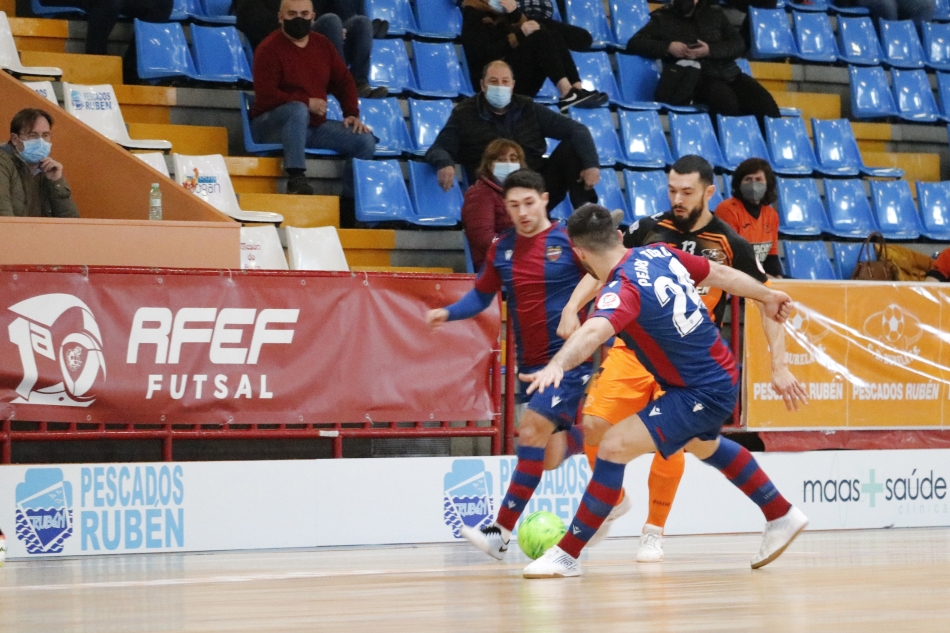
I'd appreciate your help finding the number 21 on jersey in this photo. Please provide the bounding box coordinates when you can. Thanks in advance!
[654,258,703,336]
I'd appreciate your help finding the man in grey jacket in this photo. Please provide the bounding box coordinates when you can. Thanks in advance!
[425,60,600,212]
[0,108,79,218]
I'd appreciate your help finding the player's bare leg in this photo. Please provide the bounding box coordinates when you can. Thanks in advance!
[580,413,632,547]
[524,414,656,578]
[460,410,555,560]
[685,436,808,569]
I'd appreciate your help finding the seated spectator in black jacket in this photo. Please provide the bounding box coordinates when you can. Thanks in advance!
[426,60,599,211]
[627,0,779,127]
[518,0,593,51]
[461,0,605,111]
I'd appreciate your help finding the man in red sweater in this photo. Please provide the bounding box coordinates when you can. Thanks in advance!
[250,0,376,204]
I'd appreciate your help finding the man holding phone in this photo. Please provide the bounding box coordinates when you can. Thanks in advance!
[0,108,78,218]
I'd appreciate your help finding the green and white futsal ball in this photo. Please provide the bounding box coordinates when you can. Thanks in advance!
[518,511,567,560]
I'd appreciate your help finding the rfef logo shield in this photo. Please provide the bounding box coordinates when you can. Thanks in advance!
[15,468,74,554]
[443,460,494,538]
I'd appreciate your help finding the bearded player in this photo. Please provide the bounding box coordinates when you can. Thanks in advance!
[522,204,809,578]
[557,155,807,562]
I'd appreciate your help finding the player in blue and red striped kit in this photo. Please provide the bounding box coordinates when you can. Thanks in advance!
[521,204,809,578]
[426,169,601,559]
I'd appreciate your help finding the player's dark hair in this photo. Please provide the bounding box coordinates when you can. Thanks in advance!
[670,154,714,189]
[566,204,620,253]
[502,168,546,196]
[731,157,777,206]
[10,108,54,135]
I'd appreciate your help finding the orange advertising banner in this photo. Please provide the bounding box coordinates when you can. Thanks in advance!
[743,281,950,430]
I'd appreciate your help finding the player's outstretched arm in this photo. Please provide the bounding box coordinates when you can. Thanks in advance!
[755,302,809,412]
[557,274,603,339]
[700,262,792,322]
[426,288,494,329]
[521,316,615,394]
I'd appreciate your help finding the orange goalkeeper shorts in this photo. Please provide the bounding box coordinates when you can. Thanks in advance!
[582,342,662,426]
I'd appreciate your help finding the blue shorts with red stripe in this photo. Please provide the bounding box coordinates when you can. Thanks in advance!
[641,381,739,458]
[522,362,594,432]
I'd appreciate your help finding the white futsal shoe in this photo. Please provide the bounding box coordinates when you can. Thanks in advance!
[636,524,664,563]
[460,524,509,560]
[751,506,809,569]
[523,545,581,578]
[585,492,632,548]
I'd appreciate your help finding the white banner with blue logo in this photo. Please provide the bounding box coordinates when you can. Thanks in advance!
[2,449,948,559]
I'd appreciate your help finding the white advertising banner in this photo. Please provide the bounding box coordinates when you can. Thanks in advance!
[2,449,948,560]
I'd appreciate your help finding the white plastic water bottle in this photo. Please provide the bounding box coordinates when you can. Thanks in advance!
[149,183,162,221]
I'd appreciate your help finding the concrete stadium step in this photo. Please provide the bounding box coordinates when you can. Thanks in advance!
[20,50,122,84]
[1,0,15,15]
[238,192,339,228]
[338,229,466,271]
[226,157,283,193]
[750,61,792,92]
[772,91,841,124]
[9,16,68,52]
[113,85,176,124]
[862,152,941,196]
[852,122,893,152]
[127,122,229,155]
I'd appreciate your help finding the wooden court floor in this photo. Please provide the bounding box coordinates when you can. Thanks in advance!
[1,527,949,632]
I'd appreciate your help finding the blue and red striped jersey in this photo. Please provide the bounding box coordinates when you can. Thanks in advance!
[590,245,738,389]
[475,223,585,367]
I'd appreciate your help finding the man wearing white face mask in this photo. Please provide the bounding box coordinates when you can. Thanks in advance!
[0,108,78,218]
[427,60,600,214]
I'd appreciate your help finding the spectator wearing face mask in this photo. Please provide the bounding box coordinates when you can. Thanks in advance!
[461,0,606,110]
[627,0,780,128]
[0,108,79,218]
[462,139,528,270]
[714,157,782,277]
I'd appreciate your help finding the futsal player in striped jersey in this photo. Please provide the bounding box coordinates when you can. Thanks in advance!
[521,204,809,578]
[426,169,602,560]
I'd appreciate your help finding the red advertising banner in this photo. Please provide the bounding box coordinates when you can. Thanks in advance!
[0,268,499,425]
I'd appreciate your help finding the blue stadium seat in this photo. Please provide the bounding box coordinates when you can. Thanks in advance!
[240,92,281,154]
[407,161,463,226]
[721,173,733,199]
[412,41,466,98]
[408,98,453,156]
[868,180,923,240]
[717,115,770,171]
[775,177,829,236]
[668,112,727,169]
[836,16,883,65]
[571,51,621,106]
[618,110,672,169]
[413,0,462,39]
[370,39,416,95]
[565,0,613,48]
[536,78,559,104]
[190,25,251,83]
[848,65,899,119]
[915,181,950,240]
[454,46,476,97]
[765,116,818,176]
[936,0,950,21]
[594,169,629,217]
[936,72,950,118]
[708,180,724,211]
[879,19,926,69]
[610,0,650,47]
[615,54,701,112]
[832,242,875,280]
[134,20,200,82]
[169,0,201,21]
[569,108,625,166]
[823,178,878,238]
[623,170,668,225]
[784,241,836,280]
[749,7,797,60]
[365,0,417,35]
[353,159,416,224]
[461,232,475,273]
[892,68,941,123]
[30,0,83,16]
[812,118,904,177]
[735,57,752,76]
[830,0,871,15]
[549,197,574,222]
[794,12,839,63]
[359,97,413,157]
[922,22,950,71]
[198,0,237,24]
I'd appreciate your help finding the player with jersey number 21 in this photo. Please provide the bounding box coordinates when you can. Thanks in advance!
[521,204,809,579]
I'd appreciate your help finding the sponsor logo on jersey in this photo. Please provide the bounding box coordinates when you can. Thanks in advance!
[545,246,563,262]
[597,292,621,310]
